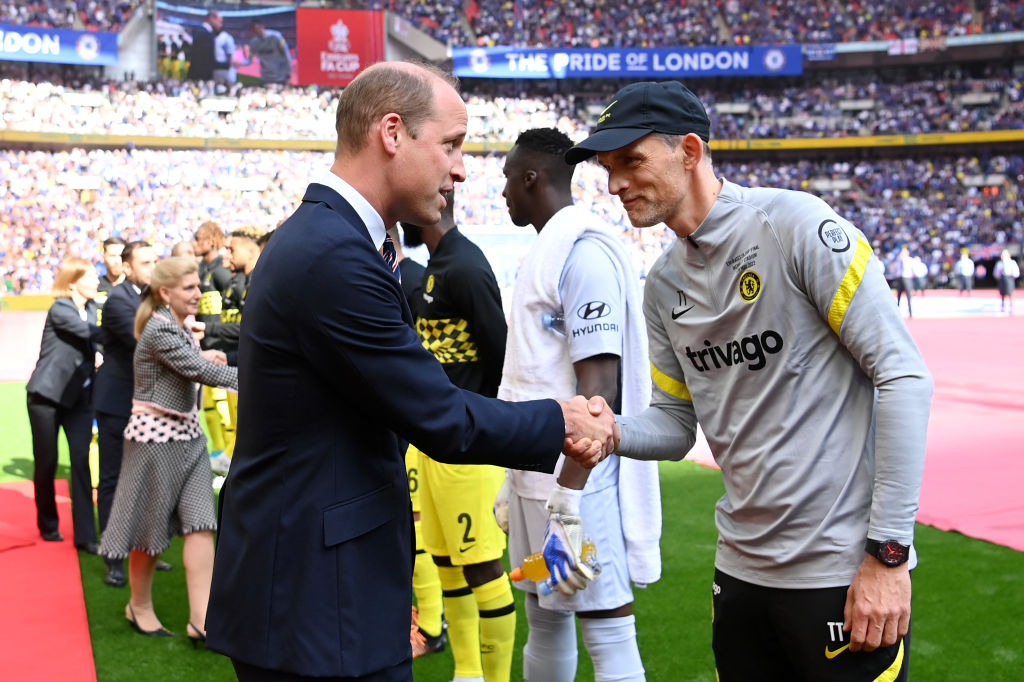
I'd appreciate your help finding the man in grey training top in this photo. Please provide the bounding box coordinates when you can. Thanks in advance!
[244,19,292,85]
[563,80,932,681]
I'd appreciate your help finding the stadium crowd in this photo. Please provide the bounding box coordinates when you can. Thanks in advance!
[0,146,313,294]
[702,69,1024,138]
[3,0,1022,47]
[2,145,1019,295]
[719,0,980,46]
[1,3,1021,295]
[0,0,139,32]
[2,68,1022,142]
[359,0,1016,48]
[979,0,1024,34]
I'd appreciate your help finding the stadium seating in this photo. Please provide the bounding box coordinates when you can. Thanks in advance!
[0,0,140,32]
[1,69,1021,143]
[2,0,1019,46]
[367,0,1016,48]
[2,147,1019,294]
[1,2,1021,295]
[358,0,1018,48]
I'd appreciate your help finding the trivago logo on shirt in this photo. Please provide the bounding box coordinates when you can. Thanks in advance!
[685,329,784,372]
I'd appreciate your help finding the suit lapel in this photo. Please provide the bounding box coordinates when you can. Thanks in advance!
[112,281,140,305]
[300,183,412,326]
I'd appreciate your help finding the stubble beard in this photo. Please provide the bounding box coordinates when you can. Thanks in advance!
[624,200,665,228]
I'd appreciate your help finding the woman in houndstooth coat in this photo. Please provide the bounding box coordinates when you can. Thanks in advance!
[100,257,237,644]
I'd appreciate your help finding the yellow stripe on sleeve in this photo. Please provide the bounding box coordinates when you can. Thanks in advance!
[827,236,872,336]
[651,363,692,402]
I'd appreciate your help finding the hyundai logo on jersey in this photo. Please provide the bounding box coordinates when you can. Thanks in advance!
[577,301,611,320]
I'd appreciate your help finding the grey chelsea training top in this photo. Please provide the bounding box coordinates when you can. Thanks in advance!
[618,179,932,588]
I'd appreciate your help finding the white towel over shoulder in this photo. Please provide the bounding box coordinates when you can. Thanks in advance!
[499,205,662,586]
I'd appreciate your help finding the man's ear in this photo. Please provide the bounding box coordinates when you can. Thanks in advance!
[681,133,704,169]
[378,113,403,155]
[523,169,538,188]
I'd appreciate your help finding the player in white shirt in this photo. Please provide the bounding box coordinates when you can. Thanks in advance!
[953,250,975,296]
[499,128,660,682]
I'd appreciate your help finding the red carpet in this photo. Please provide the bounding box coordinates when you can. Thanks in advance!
[909,313,1024,552]
[0,479,97,681]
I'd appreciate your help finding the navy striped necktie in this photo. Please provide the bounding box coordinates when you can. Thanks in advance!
[381,234,400,282]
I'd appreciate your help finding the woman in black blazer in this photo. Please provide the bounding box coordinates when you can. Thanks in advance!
[26,256,102,550]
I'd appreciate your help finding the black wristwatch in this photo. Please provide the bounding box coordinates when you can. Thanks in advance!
[865,539,910,567]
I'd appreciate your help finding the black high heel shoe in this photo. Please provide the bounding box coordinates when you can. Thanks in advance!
[125,604,174,637]
[186,622,207,649]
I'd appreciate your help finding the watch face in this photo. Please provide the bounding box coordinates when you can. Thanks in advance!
[881,541,909,565]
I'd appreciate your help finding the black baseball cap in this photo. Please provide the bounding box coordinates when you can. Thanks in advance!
[565,81,710,164]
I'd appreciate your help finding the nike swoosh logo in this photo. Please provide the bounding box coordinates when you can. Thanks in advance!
[599,100,618,117]
[824,643,850,659]
[671,305,694,320]
[458,544,475,553]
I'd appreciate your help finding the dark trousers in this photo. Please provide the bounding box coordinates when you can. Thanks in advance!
[711,569,910,682]
[27,391,97,546]
[95,410,129,533]
[895,278,913,317]
[232,659,411,682]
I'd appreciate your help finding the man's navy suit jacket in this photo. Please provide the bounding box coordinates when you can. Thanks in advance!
[207,183,565,678]
[186,24,216,81]
[93,281,140,417]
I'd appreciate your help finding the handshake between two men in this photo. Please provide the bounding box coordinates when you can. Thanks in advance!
[540,396,619,596]
[558,395,620,468]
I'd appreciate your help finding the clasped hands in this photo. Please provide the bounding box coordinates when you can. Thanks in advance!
[200,349,228,365]
[557,395,620,467]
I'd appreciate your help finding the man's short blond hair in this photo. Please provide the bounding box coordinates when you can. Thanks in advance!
[230,226,264,243]
[334,62,460,155]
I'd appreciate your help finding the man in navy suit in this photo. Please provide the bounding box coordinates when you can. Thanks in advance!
[93,241,157,587]
[206,61,617,681]
[186,10,219,81]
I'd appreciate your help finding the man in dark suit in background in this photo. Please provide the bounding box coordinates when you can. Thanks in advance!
[186,9,219,81]
[206,61,616,682]
[93,241,158,587]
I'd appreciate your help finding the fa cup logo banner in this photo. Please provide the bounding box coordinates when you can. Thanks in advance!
[328,21,350,53]
[321,20,359,75]
[296,8,384,86]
